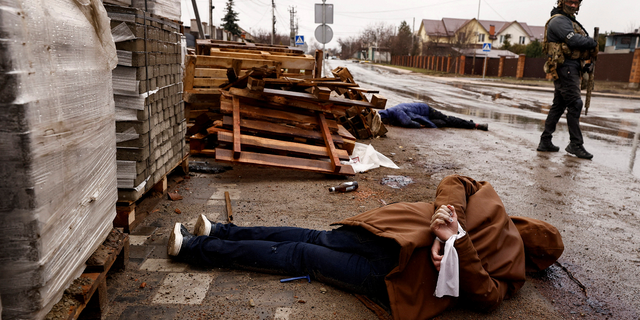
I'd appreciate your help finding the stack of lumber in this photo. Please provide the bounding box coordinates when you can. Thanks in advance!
[0,1,117,319]
[183,40,319,126]
[105,4,189,204]
[331,66,388,139]
[183,47,388,175]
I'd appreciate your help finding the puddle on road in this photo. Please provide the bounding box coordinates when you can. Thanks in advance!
[380,175,414,189]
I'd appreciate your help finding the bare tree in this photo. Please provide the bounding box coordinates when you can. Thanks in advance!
[337,36,363,60]
[250,29,289,45]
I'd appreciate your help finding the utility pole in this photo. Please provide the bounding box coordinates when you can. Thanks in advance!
[472,0,481,75]
[191,0,204,39]
[271,0,276,45]
[209,0,214,39]
[289,6,297,46]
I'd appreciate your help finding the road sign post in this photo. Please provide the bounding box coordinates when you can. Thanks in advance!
[482,43,491,79]
[314,0,333,76]
[295,35,305,46]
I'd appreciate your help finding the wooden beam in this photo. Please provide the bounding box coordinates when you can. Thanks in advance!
[222,115,345,144]
[317,113,342,173]
[217,131,350,160]
[215,148,355,176]
[312,86,332,100]
[184,55,196,91]
[227,87,348,116]
[371,94,387,109]
[224,191,233,222]
[207,51,316,70]
[195,55,278,69]
[314,50,323,78]
[219,98,340,132]
[232,96,241,159]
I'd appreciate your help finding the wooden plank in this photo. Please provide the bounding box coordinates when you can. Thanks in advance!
[196,55,278,69]
[222,115,344,144]
[247,76,265,91]
[350,87,380,93]
[317,113,342,173]
[224,191,233,222]
[183,90,221,104]
[314,50,323,78]
[312,86,332,100]
[194,68,229,78]
[219,98,340,132]
[215,148,355,176]
[227,87,347,116]
[261,88,376,109]
[184,55,196,91]
[217,131,350,160]
[193,78,227,88]
[208,51,316,70]
[371,94,387,109]
[186,88,223,94]
[232,96,241,158]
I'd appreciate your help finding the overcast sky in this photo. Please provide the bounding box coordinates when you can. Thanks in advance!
[181,0,639,49]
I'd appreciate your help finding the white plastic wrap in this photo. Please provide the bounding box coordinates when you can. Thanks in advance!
[0,0,118,319]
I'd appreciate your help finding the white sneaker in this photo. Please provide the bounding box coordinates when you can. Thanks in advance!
[194,214,212,236]
[167,223,185,256]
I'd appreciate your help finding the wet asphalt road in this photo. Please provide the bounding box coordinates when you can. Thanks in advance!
[325,59,640,179]
[102,60,640,320]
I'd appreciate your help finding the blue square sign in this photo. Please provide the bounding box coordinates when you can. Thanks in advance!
[295,35,305,45]
[482,43,491,52]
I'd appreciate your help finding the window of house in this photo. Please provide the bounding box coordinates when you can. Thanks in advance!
[499,35,504,44]
[519,36,526,44]
[478,33,485,42]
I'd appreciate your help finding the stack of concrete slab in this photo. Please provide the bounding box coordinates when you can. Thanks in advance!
[0,1,118,318]
[104,3,188,203]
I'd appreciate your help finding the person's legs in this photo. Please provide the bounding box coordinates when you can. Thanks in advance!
[428,107,477,129]
[183,234,397,306]
[555,61,592,159]
[538,77,568,151]
[212,223,398,261]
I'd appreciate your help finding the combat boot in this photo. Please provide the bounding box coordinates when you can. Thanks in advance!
[565,143,593,159]
[537,138,560,152]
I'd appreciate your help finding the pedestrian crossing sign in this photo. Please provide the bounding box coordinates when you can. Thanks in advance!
[482,43,491,52]
[295,35,305,45]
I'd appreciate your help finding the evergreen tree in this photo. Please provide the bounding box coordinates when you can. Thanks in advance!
[222,0,241,37]
[524,39,544,58]
[391,21,412,56]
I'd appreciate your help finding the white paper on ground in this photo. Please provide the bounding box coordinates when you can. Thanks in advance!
[341,142,399,173]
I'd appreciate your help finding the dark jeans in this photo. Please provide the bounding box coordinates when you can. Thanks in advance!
[429,107,476,129]
[184,224,400,307]
[541,59,584,145]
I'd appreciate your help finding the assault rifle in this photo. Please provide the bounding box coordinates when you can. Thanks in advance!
[584,27,599,116]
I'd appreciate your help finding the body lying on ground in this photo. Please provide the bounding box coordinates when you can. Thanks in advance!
[378,102,489,131]
[168,175,563,319]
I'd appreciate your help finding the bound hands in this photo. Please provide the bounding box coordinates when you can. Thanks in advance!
[430,205,459,271]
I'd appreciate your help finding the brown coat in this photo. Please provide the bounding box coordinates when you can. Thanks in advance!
[333,175,563,320]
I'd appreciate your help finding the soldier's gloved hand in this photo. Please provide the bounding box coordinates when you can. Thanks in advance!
[582,63,594,74]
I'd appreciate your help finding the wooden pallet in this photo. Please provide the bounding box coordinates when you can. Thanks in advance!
[46,229,129,320]
[190,88,357,176]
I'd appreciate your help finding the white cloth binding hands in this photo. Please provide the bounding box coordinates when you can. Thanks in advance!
[434,223,467,298]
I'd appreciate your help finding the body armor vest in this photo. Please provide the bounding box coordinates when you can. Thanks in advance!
[543,14,590,79]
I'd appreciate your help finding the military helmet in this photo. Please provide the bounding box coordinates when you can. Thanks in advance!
[557,0,581,15]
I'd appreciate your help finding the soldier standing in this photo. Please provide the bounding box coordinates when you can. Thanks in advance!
[537,0,598,159]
